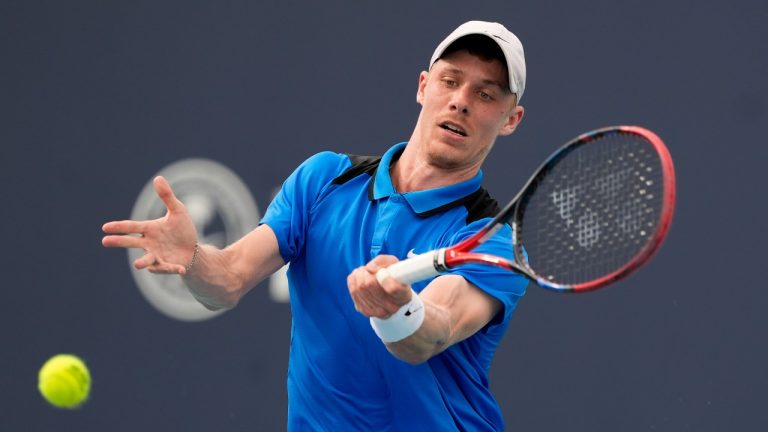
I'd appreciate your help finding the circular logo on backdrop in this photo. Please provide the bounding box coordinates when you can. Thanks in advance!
[128,159,261,322]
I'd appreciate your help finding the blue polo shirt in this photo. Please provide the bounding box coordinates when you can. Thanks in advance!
[261,143,527,431]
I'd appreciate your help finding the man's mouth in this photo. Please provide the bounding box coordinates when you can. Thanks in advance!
[440,122,467,137]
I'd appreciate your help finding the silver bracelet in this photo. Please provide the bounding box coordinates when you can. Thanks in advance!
[185,243,200,273]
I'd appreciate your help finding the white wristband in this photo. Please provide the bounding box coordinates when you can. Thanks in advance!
[370,291,425,343]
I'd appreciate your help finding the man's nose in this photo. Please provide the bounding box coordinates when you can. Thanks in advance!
[449,88,471,115]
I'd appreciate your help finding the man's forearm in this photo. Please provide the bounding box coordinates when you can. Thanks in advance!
[181,224,286,310]
[381,275,501,365]
[181,244,246,310]
[385,300,452,364]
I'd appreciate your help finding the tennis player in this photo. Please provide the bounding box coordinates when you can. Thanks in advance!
[103,20,528,431]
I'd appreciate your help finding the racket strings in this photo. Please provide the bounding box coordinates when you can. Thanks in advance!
[517,132,665,286]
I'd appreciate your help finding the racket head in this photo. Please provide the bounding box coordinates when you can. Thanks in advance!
[512,126,676,293]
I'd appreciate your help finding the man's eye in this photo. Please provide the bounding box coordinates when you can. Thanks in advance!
[443,79,457,87]
[478,91,493,101]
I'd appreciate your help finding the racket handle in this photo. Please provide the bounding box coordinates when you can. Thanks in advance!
[375,249,444,285]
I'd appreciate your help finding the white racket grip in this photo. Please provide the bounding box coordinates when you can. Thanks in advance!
[375,249,444,285]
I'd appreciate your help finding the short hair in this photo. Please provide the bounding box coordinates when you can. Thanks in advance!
[438,34,509,90]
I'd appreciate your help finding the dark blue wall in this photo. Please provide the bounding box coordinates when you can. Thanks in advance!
[3,0,767,430]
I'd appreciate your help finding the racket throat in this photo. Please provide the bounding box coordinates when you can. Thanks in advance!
[434,248,449,272]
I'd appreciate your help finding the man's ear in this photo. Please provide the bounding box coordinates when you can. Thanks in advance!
[499,104,525,136]
[416,71,429,105]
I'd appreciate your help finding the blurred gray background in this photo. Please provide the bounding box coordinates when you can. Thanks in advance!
[2,0,766,430]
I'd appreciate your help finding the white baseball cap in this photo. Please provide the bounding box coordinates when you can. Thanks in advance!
[430,21,526,101]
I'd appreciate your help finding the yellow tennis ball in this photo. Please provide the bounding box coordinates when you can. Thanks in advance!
[38,354,91,409]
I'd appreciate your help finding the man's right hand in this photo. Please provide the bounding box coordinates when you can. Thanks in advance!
[102,176,199,275]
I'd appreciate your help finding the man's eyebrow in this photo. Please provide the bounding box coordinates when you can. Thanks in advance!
[439,67,506,91]
[443,66,512,94]
[480,79,506,90]
[441,67,465,76]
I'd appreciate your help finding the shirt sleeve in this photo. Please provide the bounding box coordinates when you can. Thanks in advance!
[259,151,351,264]
[443,220,528,328]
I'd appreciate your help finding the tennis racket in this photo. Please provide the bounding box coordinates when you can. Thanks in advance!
[376,125,676,293]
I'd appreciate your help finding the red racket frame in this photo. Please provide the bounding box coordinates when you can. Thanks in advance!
[440,126,676,293]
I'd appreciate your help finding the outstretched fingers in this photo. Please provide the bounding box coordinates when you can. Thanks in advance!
[102,220,149,249]
[102,220,147,235]
[153,176,185,213]
[147,261,187,275]
[132,248,186,274]
[102,234,143,249]
[133,251,157,270]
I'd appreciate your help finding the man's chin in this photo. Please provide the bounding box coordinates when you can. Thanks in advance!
[425,148,469,170]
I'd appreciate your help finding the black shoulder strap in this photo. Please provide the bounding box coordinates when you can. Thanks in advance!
[333,153,499,224]
[415,187,500,224]
[462,188,501,224]
[332,154,381,186]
